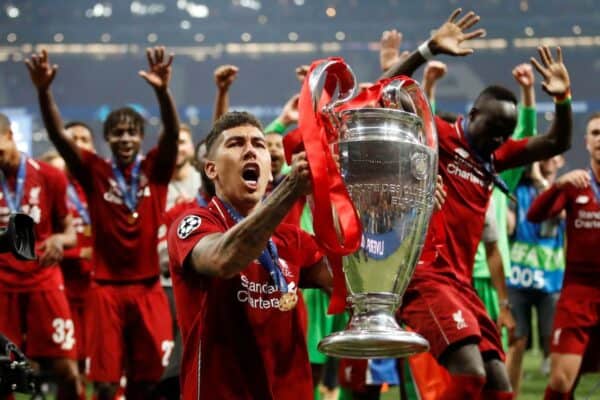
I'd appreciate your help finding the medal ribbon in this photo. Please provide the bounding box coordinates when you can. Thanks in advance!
[67,184,91,225]
[220,200,289,294]
[589,169,600,204]
[111,156,142,214]
[0,155,27,213]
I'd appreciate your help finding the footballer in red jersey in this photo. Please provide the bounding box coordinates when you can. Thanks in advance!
[0,113,85,399]
[26,47,180,400]
[528,112,600,399]
[40,121,96,369]
[167,111,333,400]
[388,39,572,398]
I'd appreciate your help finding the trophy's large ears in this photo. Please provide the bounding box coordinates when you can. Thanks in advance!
[308,58,357,115]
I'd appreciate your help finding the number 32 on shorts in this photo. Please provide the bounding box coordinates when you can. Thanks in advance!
[52,318,75,351]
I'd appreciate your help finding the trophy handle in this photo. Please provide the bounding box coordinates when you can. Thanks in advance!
[308,59,357,125]
[380,77,438,149]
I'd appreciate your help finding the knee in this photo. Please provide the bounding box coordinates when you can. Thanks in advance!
[549,369,575,393]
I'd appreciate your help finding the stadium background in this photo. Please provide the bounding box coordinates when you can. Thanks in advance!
[1,1,599,398]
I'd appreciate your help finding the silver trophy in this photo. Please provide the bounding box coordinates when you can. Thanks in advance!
[312,60,438,359]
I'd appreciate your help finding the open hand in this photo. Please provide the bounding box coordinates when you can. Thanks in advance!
[139,46,174,90]
[214,64,238,91]
[279,94,300,126]
[379,30,409,71]
[429,8,486,57]
[530,46,570,97]
[25,49,57,91]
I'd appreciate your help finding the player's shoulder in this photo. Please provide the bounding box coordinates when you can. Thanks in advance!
[31,159,67,183]
[169,203,225,241]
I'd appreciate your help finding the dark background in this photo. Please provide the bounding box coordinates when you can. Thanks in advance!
[0,0,597,169]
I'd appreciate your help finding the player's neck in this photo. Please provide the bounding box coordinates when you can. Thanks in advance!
[0,150,21,175]
[217,193,257,217]
[173,162,193,181]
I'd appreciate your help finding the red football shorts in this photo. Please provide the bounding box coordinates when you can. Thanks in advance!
[399,275,504,361]
[0,289,77,359]
[86,279,173,383]
[68,297,88,361]
[550,283,600,372]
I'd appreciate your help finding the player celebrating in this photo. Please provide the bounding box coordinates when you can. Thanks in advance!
[384,10,572,399]
[167,111,333,399]
[0,113,82,399]
[26,47,180,400]
[527,112,600,399]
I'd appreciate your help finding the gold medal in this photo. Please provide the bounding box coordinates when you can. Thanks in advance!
[278,291,298,312]
[127,212,139,224]
[83,225,92,237]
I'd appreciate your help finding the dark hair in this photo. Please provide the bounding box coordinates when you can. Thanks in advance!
[194,138,216,198]
[204,111,263,157]
[64,120,94,135]
[103,107,145,138]
[474,85,518,108]
[586,112,600,126]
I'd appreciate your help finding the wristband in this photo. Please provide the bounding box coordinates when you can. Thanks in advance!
[553,88,572,105]
[418,40,434,61]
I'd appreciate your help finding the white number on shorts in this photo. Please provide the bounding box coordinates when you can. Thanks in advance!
[509,266,545,289]
[51,318,75,350]
[161,340,175,367]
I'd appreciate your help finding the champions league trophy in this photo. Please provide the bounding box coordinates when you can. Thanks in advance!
[310,60,438,359]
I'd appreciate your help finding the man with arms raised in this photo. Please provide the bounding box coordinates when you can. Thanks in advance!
[384,9,572,398]
[26,47,180,400]
[0,113,82,399]
[528,112,600,399]
[167,111,333,399]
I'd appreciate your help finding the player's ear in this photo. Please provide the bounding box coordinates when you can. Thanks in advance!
[205,159,217,181]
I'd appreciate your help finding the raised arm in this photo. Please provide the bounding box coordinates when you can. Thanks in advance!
[379,29,410,72]
[381,8,485,79]
[138,47,180,175]
[421,61,447,111]
[212,64,238,122]
[188,152,311,278]
[25,50,85,178]
[516,46,571,163]
[526,169,587,222]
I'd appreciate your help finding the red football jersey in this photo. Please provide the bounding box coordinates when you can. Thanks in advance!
[416,116,528,284]
[0,157,69,291]
[61,179,92,299]
[168,197,322,400]
[527,179,600,287]
[77,148,170,282]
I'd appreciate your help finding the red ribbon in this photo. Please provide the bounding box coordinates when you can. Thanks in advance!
[284,58,426,313]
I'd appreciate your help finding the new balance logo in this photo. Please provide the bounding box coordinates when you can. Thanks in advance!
[453,310,467,330]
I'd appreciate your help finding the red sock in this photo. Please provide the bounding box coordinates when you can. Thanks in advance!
[481,389,514,399]
[438,374,485,400]
[544,386,571,400]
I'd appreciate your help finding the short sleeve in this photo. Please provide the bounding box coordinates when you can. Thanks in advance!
[481,199,498,244]
[167,207,225,272]
[44,164,69,223]
[493,138,530,172]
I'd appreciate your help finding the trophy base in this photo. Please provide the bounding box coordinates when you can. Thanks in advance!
[318,328,429,359]
[318,294,429,359]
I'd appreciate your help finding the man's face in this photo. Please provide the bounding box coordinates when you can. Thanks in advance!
[176,129,194,168]
[468,99,518,156]
[586,117,600,163]
[205,124,271,210]
[265,133,284,177]
[66,125,95,153]
[0,128,16,169]
[106,119,143,165]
